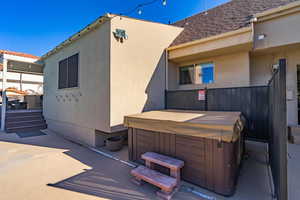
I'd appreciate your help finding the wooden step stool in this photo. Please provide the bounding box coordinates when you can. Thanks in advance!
[131,152,184,200]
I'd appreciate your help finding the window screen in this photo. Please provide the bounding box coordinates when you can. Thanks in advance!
[58,53,79,89]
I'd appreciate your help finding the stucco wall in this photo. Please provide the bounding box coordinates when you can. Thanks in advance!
[109,17,182,130]
[252,10,300,126]
[43,21,111,146]
[254,11,300,50]
[250,54,273,86]
[251,48,300,126]
[168,51,250,90]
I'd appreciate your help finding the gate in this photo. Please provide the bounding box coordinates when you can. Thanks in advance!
[268,59,287,200]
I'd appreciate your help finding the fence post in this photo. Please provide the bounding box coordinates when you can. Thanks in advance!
[268,58,287,200]
[205,87,208,111]
[278,58,287,200]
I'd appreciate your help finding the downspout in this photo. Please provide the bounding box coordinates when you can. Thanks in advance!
[249,16,257,86]
[250,16,257,50]
[165,49,169,109]
[165,49,169,91]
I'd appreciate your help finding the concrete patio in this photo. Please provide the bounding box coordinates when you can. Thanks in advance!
[0,130,273,200]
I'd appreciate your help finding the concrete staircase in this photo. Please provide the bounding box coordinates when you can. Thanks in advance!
[5,110,47,133]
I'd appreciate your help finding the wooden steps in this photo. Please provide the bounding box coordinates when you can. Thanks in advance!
[131,166,177,190]
[142,152,184,170]
[131,152,184,200]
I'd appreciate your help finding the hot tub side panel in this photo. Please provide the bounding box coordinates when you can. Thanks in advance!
[128,127,242,196]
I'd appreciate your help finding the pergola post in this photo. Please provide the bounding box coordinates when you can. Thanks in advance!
[1,58,7,131]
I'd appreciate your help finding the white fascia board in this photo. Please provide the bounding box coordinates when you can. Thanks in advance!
[3,54,38,63]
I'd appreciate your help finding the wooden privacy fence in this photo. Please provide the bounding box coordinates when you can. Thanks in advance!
[166,59,288,199]
[166,86,269,141]
[268,59,287,200]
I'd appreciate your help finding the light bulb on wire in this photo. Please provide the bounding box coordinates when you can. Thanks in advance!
[162,0,167,6]
[138,9,142,15]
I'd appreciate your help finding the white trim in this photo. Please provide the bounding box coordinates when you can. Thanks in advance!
[3,54,38,63]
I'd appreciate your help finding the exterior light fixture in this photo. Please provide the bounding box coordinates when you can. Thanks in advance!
[138,9,142,15]
[258,34,266,40]
[162,0,167,6]
[113,29,128,43]
[272,64,279,71]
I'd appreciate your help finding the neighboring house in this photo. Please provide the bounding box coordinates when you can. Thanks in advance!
[41,0,300,147]
[0,50,43,95]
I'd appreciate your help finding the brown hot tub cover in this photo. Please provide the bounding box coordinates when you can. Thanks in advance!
[124,109,244,143]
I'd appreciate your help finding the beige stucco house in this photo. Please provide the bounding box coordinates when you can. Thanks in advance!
[40,15,182,146]
[167,0,300,127]
[41,0,300,147]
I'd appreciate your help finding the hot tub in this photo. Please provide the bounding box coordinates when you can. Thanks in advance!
[124,109,245,196]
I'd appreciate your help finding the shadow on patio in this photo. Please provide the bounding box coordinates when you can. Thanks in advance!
[0,129,272,200]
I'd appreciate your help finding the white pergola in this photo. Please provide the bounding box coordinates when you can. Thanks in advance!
[1,53,43,131]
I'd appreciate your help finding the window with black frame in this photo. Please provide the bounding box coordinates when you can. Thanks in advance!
[58,53,79,89]
[179,65,194,85]
[179,62,214,85]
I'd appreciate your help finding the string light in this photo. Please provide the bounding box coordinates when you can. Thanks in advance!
[120,0,167,17]
[204,0,208,15]
[162,0,167,6]
[138,9,142,15]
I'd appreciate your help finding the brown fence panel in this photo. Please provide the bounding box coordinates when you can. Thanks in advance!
[207,86,269,140]
[268,59,287,200]
[166,89,206,110]
[166,86,269,141]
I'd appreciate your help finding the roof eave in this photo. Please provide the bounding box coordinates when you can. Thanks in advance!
[40,14,112,61]
[167,27,252,51]
[255,0,300,21]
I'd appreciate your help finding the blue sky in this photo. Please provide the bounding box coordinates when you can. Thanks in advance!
[0,0,229,56]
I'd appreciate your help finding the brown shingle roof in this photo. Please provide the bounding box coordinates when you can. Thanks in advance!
[0,50,39,59]
[171,0,299,46]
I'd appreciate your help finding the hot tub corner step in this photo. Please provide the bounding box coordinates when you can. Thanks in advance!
[131,166,176,190]
[142,152,184,170]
